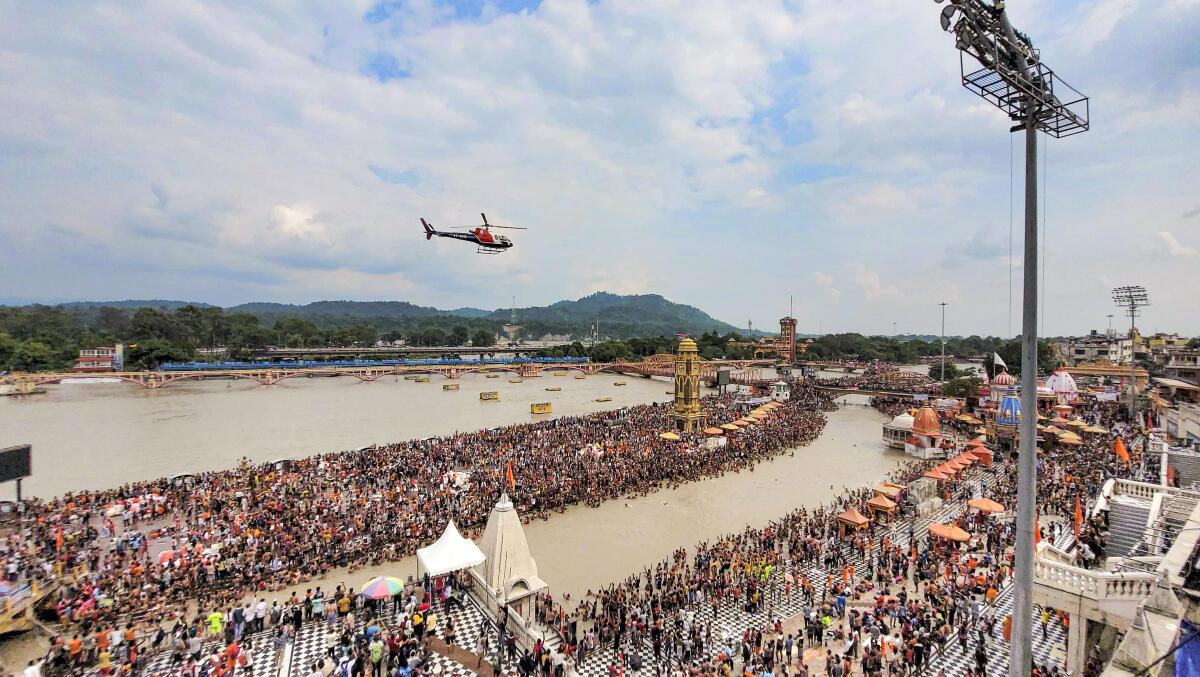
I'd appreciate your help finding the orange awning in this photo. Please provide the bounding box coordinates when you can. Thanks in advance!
[867,495,897,512]
[836,507,870,527]
[923,469,947,480]
[967,498,1005,513]
[929,523,971,542]
[703,427,723,436]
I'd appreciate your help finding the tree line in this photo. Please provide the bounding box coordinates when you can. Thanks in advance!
[0,305,498,372]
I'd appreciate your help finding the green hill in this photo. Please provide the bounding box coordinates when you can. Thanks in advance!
[21,293,744,340]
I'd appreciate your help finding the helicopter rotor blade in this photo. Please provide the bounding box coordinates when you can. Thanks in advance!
[486,225,527,230]
[480,212,489,226]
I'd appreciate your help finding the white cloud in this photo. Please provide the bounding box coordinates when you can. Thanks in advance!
[811,271,840,299]
[0,0,1197,334]
[850,264,900,300]
[269,205,331,244]
[1159,231,1198,256]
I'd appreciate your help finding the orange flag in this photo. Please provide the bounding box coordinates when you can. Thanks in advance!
[1033,512,1041,549]
[1114,438,1131,464]
[55,525,63,552]
[505,461,516,491]
[1074,496,1083,540]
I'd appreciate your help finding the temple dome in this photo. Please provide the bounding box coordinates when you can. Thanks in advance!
[912,407,940,437]
[889,413,915,430]
[993,369,1016,386]
[677,337,698,352]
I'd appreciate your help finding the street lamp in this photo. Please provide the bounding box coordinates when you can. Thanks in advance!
[1113,286,1149,419]
[939,302,948,381]
[935,2,1089,675]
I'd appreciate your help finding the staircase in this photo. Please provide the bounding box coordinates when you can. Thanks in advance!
[1107,495,1152,558]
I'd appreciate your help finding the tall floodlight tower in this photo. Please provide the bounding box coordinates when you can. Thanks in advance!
[1113,286,1149,418]
[935,2,1089,675]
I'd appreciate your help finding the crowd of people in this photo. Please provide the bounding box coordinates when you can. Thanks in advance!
[522,396,1148,677]
[8,371,1161,677]
[8,386,838,674]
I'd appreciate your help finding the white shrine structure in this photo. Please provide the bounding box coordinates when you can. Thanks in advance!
[470,493,548,630]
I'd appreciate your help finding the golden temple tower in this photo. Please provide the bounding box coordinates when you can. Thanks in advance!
[672,336,707,432]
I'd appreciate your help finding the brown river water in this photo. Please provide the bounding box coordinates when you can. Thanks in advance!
[0,371,907,669]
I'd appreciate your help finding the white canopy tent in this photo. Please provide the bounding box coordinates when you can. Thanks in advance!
[417,520,486,577]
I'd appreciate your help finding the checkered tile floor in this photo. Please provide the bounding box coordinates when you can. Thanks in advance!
[286,596,494,677]
[141,626,277,677]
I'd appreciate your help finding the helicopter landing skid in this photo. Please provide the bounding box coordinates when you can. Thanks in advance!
[476,246,504,255]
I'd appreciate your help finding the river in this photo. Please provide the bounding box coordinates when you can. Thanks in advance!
[0,369,908,669]
[0,372,679,499]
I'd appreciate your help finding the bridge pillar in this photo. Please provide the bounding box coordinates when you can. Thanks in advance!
[448,368,459,379]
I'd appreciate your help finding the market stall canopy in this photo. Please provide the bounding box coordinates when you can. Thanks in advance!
[928,523,971,542]
[417,520,486,578]
[923,469,948,480]
[659,432,681,441]
[836,507,870,527]
[721,423,739,431]
[703,427,724,436]
[967,498,1006,514]
[874,484,902,499]
[967,437,988,448]
[867,494,897,512]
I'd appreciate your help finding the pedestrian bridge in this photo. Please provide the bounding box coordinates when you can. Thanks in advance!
[5,357,776,390]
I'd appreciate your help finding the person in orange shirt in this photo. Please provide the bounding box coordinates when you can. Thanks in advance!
[96,626,110,655]
[67,634,83,666]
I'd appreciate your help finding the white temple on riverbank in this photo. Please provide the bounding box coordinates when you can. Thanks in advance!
[471,493,547,622]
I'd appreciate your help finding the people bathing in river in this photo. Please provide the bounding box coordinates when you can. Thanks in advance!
[13,387,834,673]
[19,385,1143,676]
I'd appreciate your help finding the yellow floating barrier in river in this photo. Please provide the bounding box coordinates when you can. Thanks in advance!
[531,402,552,414]
[480,391,499,401]
[595,396,612,402]
[442,383,460,391]
[613,381,626,386]
[415,377,431,383]
[545,387,561,392]
[485,374,500,379]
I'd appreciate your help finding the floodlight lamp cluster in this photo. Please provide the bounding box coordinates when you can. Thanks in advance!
[935,0,1089,137]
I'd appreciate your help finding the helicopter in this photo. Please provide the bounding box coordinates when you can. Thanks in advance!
[420,213,526,254]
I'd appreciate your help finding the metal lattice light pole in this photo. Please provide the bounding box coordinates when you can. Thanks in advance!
[935,2,1089,675]
[1113,286,1149,419]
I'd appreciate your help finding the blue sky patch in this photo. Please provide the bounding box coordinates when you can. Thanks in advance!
[362,52,411,82]
[369,165,421,186]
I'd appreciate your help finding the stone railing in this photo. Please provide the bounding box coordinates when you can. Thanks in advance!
[1035,558,1157,602]
[1109,478,1200,503]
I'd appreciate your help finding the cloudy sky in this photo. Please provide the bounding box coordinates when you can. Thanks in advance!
[1,0,1197,336]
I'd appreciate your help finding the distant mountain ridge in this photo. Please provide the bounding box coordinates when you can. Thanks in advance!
[25,293,745,339]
